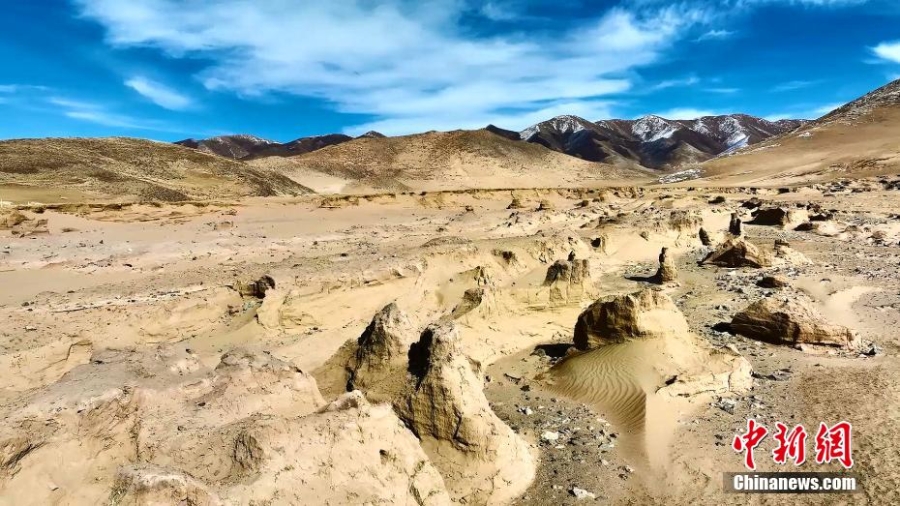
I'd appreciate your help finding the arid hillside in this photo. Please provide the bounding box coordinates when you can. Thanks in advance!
[697,79,900,186]
[0,137,310,202]
[250,129,652,193]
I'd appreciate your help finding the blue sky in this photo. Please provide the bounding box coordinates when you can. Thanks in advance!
[1,0,900,142]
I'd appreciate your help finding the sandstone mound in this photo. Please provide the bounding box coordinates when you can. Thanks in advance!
[547,289,752,467]
[730,296,858,349]
[346,303,416,392]
[700,237,769,268]
[394,324,535,505]
[543,258,595,304]
[209,348,326,418]
[573,289,690,350]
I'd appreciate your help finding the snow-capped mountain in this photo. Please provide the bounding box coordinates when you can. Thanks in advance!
[513,113,805,169]
[175,135,277,160]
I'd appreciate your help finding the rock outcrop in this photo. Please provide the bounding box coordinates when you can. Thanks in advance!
[750,207,809,229]
[543,258,594,304]
[729,212,743,236]
[730,296,858,348]
[652,247,677,284]
[700,237,769,268]
[573,289,690,350]
[347,303,416,391]
[233,275,275,298]
[394,324,535,505]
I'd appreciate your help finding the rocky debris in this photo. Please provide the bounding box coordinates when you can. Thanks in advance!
[699,227,712,246]
[508,197,525,209]
[730,296,858,349]
[757,275,789,288]
[544,258,594,304]
[729,213,743,236]
[750,207,809,229]
[709,196,726,205]
[346,303,416,391]
[700,237,769,268]
[233,275,275,298]
[109,465,222,506]
[652,247,677,284]
[573,289,690,350]
[537,199,555,211]
[394,324,535,504]
[0,209,48,236]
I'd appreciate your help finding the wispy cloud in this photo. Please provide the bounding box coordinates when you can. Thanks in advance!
[872,41,900,64]
[49,95,178,132]
[771,79,820,92]
[812,102,842,115]
[706,87,740,94]
[75,0,712,135]
[124,76,192,110]
[652,75,700,90]
[0,84,49,94]
[696,29,734,41]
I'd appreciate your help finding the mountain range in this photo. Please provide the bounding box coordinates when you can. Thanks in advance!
[177,114,806,170]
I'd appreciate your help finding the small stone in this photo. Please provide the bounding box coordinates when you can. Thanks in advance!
[541,431,560,443]
[571,487,596,500]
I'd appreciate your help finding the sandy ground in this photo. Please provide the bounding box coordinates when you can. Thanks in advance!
[2,181,900,505]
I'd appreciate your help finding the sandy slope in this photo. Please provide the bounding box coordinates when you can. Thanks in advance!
[0,137,310,203]
[249,129,652,192]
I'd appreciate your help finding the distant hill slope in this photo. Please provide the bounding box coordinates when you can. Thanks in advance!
[0,137,310,202]
[517,114,805,169]
[249,128,651,193]
[177,132,387,160]
[697,79,900,186]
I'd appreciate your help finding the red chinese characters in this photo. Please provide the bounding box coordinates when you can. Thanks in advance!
[732,419,768,470]
[772,422,807,465]
[732,419,853,469]
[814,421,854,469]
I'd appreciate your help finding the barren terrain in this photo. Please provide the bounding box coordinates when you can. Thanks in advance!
[3,178,899,505]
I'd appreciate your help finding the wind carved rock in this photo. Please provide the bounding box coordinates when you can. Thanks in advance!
[731,296,858,349]
[729,212,743,236]
[544,258,594,304]
[574,288,690,350]
[394,324,535,505]
[346,303,416,392]
[652,247,677,284]
[700,237,769,268]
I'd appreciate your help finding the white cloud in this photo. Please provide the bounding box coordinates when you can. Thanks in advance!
[652,75,700,90]
[125,76,191,110]
[479,1,518,21]
[764,101,842,121]
[872,41,900,64]
[75,0,709,134]
[49,95,178,132]
[706,87,740,93]
[696,29,734,41]
[771,80,820,92]
[651,107,720,119]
